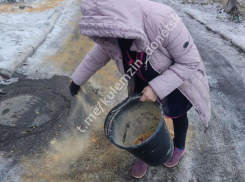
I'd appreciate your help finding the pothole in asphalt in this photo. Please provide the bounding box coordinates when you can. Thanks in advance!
[0,87,69,128]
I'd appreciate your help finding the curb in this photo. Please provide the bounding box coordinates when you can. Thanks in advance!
[185,11,245,53]
[0,8,62,78]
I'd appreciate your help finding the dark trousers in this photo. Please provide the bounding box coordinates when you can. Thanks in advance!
[172,113,189,149]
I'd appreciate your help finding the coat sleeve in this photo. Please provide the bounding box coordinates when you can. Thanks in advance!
[71,44,111,86]
[148,11,201,100]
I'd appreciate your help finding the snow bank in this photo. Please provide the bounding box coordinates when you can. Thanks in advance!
[0,77,19,85]
[185,8,245,52]
[171,0,245,51]
[0,5,62,78]
[16,0,82,79]
[0,0,37,2]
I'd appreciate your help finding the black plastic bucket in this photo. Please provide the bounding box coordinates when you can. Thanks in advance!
[104,93,174,166]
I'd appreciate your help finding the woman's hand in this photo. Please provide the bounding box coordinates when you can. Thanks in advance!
[139,86,157,102]
[69,81,81,96]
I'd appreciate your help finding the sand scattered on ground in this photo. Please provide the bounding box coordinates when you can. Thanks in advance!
[0,0,64,13]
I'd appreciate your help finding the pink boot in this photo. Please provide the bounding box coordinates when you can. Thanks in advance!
[131,160,148,179]
[164,147,185,168]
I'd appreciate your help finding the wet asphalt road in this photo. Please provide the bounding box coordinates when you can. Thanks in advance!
[1,0,245,181]
[159,0,245,181]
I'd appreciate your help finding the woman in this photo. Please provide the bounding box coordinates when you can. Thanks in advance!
[70,0,211,179]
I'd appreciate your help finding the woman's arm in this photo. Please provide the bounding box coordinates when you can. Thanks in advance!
[148,11,201,100]
[71,44,111,86]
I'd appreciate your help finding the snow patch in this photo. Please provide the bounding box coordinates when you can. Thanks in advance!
[0,155,22,182]
[0,0,37,2]
[0,8,60,76]
[172,0,245,51]
[16,0,81,79]
[0,77,19,85]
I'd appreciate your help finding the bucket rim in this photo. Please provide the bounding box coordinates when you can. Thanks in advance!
[104,93,165,150]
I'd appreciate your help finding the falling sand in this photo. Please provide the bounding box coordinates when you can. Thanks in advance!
[21,93,94,182]
[22,132,90,181]
[20,89,175,181]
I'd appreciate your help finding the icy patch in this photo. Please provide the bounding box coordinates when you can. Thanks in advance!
[206,75,218,86]
[0,77,19,85]
[171,0,245,51]
[0,155,22,182]
[0,0,37,2]
[17,57,66,79]
[0,9,58,74]
[16,0,81,79]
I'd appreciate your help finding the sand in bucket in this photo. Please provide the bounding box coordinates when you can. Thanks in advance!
[111,101,161,148]
[133,117,174,146]
[133,117,174,145]
[133,131,155,145]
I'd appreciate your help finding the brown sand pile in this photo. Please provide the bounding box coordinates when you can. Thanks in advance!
[133,131,155,145]
[133,117,175,146]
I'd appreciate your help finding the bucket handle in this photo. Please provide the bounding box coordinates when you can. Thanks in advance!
[104,93,143,138]
[104,93,163,138]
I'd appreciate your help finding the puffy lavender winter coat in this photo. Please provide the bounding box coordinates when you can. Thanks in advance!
[71,0,211,127]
